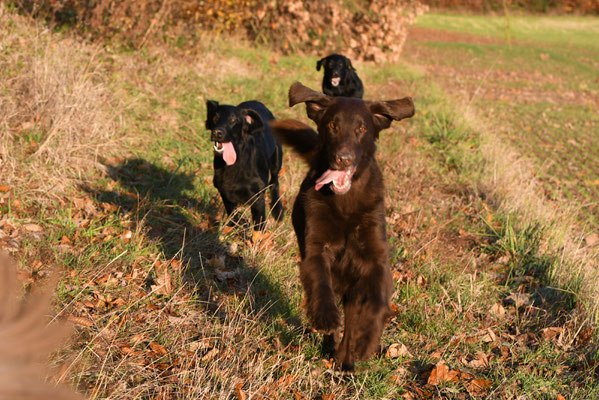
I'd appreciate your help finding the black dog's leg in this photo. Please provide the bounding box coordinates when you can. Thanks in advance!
[268,145,284,221]
[250,195,267,231]
[269,180,283,221]
[219,192,239,226]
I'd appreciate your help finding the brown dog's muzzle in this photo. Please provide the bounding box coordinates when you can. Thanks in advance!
[333,151,355,170]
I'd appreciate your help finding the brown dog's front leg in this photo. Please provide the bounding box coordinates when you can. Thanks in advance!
[336,264,392,371]
[300,255,341,334]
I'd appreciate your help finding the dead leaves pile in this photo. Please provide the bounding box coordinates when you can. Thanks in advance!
[249,0,429,62]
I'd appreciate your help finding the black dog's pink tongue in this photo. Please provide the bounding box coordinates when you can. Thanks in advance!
[315,169,346,191]
[221,142,236,166]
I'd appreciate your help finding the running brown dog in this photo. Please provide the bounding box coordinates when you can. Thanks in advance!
[271,82,415,370]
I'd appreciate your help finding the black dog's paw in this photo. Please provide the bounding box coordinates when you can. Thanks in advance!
[271,204,284,221]
[310,304,341,334]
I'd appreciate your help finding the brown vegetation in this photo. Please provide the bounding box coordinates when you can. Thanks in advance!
[13,0,428,61]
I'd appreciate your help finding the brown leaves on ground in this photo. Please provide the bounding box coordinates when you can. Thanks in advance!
[426,360,491,395]
[386,342,412,358]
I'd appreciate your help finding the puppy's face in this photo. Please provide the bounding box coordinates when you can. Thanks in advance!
[317,54,354,88]
[205,100,263,166]
[288,82,414,194]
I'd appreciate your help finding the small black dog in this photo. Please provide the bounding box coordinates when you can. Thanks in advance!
[205,100,283,230]
[317,54,364,99]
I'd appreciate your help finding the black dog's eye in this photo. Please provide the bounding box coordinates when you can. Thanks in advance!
[229,115,237,124]
[213,114,219,124]
[328,121,337,131]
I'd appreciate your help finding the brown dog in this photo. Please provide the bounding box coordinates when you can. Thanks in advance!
[271,82,415,370]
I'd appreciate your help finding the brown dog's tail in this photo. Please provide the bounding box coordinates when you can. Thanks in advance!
[270,119,319,163]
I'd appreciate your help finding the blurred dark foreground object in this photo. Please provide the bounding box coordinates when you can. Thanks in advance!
[0,257,82,400]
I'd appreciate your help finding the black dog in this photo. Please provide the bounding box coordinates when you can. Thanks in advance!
[205,100,283,230]
[271,82,414,371]
[317,54,364,99]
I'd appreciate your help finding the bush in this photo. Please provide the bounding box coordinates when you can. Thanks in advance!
[10,0,428,61]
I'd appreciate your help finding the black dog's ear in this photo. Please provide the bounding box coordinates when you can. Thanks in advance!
[240,108,264,135]
[206,100,219,129]
[366,97,415,133]
[345,57,356,71]
[288,81,332,124]
[316,57,326,71]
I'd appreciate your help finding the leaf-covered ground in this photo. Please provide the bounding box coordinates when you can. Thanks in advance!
[1,7,598,400]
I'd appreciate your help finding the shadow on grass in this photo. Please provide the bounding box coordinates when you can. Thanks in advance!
[87,157,301,331]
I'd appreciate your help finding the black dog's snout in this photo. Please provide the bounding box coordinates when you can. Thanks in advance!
[212,128,225,141]
[334,152,355,169]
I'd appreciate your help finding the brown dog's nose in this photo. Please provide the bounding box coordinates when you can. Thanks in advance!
[334,152,355,169]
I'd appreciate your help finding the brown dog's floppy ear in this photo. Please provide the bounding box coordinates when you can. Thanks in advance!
[240,108,264,135]
[367,97,415,132]
[288,81,332,124]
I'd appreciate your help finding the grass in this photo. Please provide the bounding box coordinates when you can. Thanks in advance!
[406,12,599,228]
[415,12,599,50]
[1,5,599,399]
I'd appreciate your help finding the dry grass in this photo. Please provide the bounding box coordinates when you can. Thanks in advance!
[1,4,598,399]
[460,97,599,324]
[0,5,123,202]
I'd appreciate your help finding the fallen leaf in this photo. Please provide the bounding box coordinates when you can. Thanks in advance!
[0,185,10,192]
[293,391,307,400]
[208,254,226,269]
[170,259,183,272]
[468,351,490,369]
[23,223,43,232]
[489,303,505,318]
[386,342,411,358]
[585,233,599,247]
[557,395,566,400]
[235,382,247,400]
[322,395,335,400]
[201,347,220,362]
[541,327,563,342]
[67,315,93,327]
[149,341,167,356]
[578,328,592,343]
[427,362,459,385]
[503,292,531,307]
[467,378,491,394]
[276,373,297,388]
[222,226,235,235]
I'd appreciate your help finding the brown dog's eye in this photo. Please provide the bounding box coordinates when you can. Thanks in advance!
[328,121,336,131]
[357,125,366,136]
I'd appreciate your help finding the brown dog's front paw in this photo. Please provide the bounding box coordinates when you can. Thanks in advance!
[310,305,341,334]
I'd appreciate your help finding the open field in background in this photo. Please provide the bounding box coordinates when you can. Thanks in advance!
[404,13,599,228]
[1,5,599,399]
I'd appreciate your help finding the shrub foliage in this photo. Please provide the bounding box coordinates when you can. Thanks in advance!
[11,0,428,61]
